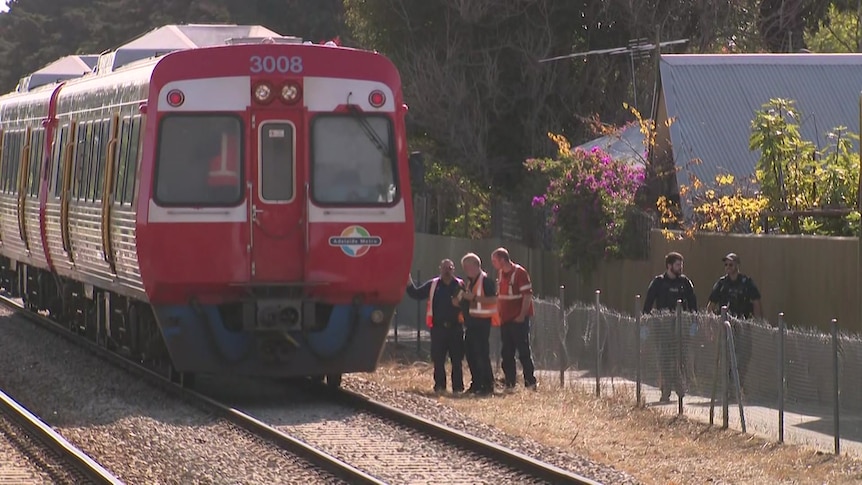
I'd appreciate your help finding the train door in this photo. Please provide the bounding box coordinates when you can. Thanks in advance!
[249,114,304,282]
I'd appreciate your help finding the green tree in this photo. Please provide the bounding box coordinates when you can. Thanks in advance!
[805,3,861,52]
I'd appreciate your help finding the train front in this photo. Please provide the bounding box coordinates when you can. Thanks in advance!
[137,40,414,379]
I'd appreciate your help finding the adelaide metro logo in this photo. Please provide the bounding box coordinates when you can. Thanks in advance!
[328,225,382,257]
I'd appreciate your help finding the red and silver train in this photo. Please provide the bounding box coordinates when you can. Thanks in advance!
[0,24,413,385]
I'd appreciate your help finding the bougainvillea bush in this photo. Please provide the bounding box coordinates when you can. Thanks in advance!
[526,133,645,273]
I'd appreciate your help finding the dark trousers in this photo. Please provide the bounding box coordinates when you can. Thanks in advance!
[655,323,684,398]
[500,317,536,387]
[464,317,493,391]
[430,322,464,391]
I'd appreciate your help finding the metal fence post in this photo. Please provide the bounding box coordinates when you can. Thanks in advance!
[635,294,642,407]
[721,306,729,428]
[832,318,840,455]
[595,289,601,398]
[778,312,785,443]
[416,270,421,357]
[676,300,683,415]
[725,320,746,433]
[559,285,566,389]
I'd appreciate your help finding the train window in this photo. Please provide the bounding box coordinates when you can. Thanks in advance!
[124,117,142,205]
[115,116,142,206]
[258,122,294,202]
[90,119,109,202]
[154,115,243,207]
[311,115,397,205]
[2,130,24,194]
[27,129,44,196]
[50,125,69,198]
[72,122,91,200]
[114,118,131,204]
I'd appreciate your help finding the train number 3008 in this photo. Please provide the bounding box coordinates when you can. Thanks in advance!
[249,56,304,74]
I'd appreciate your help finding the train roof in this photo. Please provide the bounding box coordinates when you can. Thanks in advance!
[96,24,301,74]
[16,55,99,93]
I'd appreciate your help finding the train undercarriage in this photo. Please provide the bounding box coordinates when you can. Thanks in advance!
[0,257,349,389]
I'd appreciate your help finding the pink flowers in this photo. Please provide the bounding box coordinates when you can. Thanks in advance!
[525,134,646,271]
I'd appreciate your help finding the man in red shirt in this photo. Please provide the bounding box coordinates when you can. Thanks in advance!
[491,247,537,391]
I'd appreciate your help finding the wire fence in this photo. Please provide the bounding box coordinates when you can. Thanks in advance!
[389,288,862,456]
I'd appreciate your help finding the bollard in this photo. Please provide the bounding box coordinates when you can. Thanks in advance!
[595,289,601,398]
[832,318,840,455]
[635,294,642,407]
[778,313,785,443]
[559,285,566,389]
[676,300,683,415]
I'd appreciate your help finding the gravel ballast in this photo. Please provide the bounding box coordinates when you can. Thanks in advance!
[0,307,344,484]
[342,375,640,485]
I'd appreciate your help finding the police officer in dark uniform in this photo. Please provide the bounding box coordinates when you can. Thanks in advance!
[706,252,762,393]
[642,251,697,403]
[406,259,465,393]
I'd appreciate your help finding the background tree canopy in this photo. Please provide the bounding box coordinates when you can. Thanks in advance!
[0,0,857,197]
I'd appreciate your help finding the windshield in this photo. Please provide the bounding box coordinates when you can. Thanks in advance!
[154,115,243,206]
[311,115,397,205]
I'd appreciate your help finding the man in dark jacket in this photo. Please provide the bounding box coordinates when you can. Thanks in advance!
[706,252,762,393]
[406,259,465,393]
[643,251,697,403]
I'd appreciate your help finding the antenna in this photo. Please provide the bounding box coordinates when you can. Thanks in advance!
[539,38,688,112]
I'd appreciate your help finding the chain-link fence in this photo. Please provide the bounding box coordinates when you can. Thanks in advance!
[388,289,862,456]
[528,292,860,456]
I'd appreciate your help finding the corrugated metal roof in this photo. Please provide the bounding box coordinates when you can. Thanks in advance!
[659,54,862,194]
[576,123,647,169]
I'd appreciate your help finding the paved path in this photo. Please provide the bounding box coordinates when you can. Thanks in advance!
[534,369,862,458]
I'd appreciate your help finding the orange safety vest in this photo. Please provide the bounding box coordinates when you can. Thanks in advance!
[425,276,465,329]
[468,272,501,326]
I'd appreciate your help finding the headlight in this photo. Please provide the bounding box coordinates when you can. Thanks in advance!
[370,309,386,324]
[254,82,272,103]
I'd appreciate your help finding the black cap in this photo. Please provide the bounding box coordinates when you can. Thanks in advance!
[722,253,740,264]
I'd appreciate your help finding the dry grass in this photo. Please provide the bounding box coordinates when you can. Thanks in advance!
[364,347,862,484]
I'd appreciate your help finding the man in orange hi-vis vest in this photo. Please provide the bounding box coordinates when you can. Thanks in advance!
[456,252,498,396]
[491,247,537,391]
[406,259,465,393]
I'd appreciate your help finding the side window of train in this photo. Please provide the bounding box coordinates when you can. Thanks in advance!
[114,116,141,206]
[72,121,90,200]
[1,130,23,194]
[90,119,109,202]
[27,129,45,196]
[50,125,69,198]
[113,117,130,204]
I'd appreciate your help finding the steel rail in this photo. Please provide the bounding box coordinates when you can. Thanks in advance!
[331,387,604,485]
[0,295,383,485]
[0,386,123,484]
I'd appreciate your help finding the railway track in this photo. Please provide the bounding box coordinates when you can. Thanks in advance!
[334,386,601,484]
[0,383,121,484]
[226,380,602,484]
[0,294,602,484]
[0,294,377,484]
